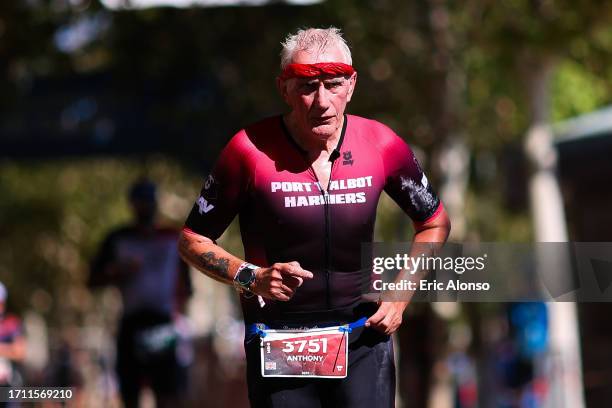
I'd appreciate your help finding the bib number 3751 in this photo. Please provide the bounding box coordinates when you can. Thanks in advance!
[260,326,348,378]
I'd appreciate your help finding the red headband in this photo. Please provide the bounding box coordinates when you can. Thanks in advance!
[279,62,355,80]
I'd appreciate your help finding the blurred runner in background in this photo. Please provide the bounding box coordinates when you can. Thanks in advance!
[89,179,193,408]
[0,282,26,390]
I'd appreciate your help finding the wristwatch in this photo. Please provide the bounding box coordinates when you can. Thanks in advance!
[233,262,259,292]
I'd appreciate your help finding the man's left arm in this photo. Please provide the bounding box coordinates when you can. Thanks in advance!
[366,126,451,335]
[365,208,451,335]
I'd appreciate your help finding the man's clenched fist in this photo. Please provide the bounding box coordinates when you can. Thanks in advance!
[250,261,313,301]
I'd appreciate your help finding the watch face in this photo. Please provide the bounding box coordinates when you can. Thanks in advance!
[238,267,256,286]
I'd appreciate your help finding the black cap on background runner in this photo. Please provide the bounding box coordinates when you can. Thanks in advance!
[129,179,157,203]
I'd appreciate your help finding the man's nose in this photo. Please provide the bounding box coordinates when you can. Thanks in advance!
[313,83,331,109]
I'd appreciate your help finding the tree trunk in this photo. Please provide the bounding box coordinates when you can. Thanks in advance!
[522,52,586,408]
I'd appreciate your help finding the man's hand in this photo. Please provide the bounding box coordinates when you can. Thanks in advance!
[365,301,408,335]
[250,261,313,301]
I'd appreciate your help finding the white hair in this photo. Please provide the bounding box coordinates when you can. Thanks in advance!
[280,27,352,69]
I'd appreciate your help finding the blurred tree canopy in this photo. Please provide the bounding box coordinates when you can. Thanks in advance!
[0,157,200,320]
[3,1,612,159]
[2,0,612,317]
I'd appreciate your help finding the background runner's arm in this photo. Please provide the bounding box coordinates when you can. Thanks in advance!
[174,256,194,314]
[88,229,140,287]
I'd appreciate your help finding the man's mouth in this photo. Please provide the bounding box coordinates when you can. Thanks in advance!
[311,116,334,124]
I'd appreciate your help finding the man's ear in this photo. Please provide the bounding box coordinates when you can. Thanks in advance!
[276,77,289,104]
[346,71,357,103]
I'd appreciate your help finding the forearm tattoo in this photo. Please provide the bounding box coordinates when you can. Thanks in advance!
[198,251,230,278]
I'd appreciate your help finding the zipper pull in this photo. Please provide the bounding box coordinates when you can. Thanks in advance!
[323,189,330,203]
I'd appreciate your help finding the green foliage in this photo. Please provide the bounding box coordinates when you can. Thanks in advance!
[465,189,533,241]
[551,60,609,122]
[3,0,612,312]
[0,157,201,320]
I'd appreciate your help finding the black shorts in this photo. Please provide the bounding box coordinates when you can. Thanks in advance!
[116,311,188,401]
[245,328,395,408]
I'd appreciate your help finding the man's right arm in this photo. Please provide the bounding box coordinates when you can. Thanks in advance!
[179,229,313,301]
[178,229,242,285]
[182,131,313,300]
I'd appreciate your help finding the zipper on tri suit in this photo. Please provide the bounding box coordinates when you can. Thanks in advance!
[311,165,334,311]
[323,169,333,310]
[279,115,347,312]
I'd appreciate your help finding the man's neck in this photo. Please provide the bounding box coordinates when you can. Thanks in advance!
[284,113,343,158]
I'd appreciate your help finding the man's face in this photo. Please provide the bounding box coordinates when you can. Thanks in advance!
[278,46,357,140]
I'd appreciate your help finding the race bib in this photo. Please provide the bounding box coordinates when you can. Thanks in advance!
[260,325,348,378]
